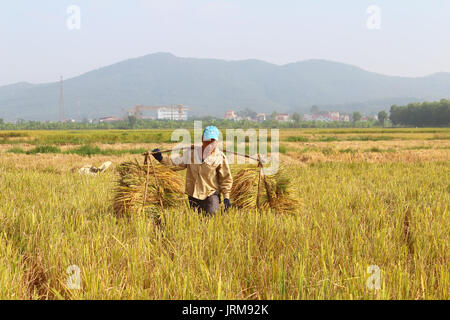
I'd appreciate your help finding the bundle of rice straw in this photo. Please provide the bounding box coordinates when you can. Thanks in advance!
[113,159,184,215]
[231,166,301,214]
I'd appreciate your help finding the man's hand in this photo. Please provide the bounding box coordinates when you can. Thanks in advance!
[224,198,231,212]
[152,148,163,162]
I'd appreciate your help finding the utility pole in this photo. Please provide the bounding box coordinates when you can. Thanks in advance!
[59,76,65,122]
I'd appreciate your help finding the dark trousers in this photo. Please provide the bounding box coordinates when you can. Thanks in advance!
[188,193,221,215]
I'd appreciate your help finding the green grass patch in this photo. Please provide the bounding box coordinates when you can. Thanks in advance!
[64,145,147,156]
[7,144,147,156]
[278,145,287,154]
[321,147,335,155]
[27,146,61,154]
[285,136,309,142]
[0,132,29,138]
[346,136,395,141]
[366,147,382,153]
[28,130,175,145]
[299,147,321,153]
[339,148,357,154]
[7,147,26,154]
[404,146,433,150]
[64,145,103,156]
[427,135,450,140]
[318,136,339,142]
[364,147,396,153]
[231,143,287,155]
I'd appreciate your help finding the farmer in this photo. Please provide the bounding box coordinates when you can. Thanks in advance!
[152,126,232,215]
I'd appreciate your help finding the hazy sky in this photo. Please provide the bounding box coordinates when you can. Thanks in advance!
[1,0,450,86]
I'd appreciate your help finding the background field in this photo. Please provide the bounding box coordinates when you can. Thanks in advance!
[0,128,448,299]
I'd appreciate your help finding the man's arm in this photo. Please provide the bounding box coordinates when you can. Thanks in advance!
[152,148,188,170]
[217,154,233,200]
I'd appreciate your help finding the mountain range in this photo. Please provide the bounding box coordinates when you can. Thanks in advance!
[1,52,450,121]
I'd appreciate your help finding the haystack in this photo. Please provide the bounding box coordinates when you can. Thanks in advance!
[231,166,301,214]
[113,159,184,215]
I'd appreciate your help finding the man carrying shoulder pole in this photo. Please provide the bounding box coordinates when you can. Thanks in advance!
[152,126,232,215]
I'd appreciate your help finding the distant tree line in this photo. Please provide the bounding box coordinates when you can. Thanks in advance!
[0,116,378,130]
[390,99,450,127]
[2,100,449,130]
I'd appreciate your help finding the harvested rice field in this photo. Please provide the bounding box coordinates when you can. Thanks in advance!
[0,128,448,299]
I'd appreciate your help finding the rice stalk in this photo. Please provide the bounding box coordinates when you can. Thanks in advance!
[231,166,301,214]
[113,159,184,215]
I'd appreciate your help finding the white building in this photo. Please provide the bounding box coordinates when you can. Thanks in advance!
[157,107,188,121]
[303,112,351,122]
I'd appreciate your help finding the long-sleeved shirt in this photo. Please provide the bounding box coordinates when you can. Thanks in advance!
[161,146,233,200]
